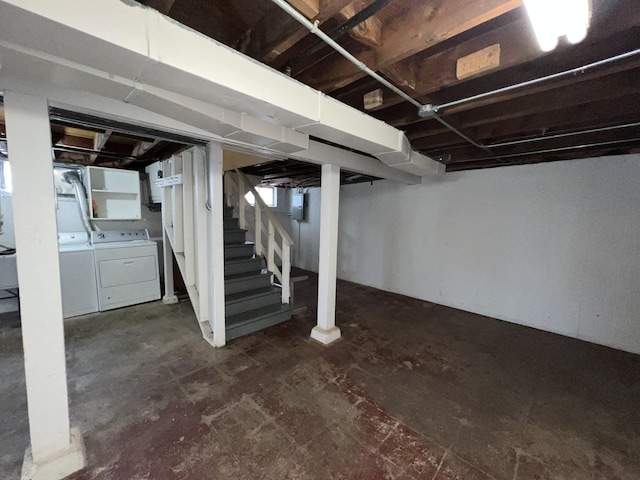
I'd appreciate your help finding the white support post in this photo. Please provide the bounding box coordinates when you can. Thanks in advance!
[224,173,232,207]
[207,142,226,347]
[267,220,276,275]
[182,150,195,286]
[162,158,178,305]
[194,148,209,321]
[282,242,291,304]
[255,200,262,256]
[162,158,173,229]
[238,176,246,231]
[311,163,342,345]
[4,91,86,480]
[171,154,184,253]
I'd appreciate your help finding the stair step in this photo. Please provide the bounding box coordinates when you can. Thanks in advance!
[225,286,282,317]
[223,205,234,219]
[224,256,264,276]
[224,218,239,230]
[224,228,246,245]
[226,304,293,341]
[224,242,254,260]
[225,271,272,295]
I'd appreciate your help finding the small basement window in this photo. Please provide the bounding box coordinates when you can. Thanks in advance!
[245,186,276,208]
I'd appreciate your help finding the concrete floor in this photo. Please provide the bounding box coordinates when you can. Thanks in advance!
[1,270,639,479]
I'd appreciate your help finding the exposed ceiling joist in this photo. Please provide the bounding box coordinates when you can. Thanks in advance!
[13,0,640,173]
[237,0,353,62]
[89,129,113,163]
[297,0,523,91]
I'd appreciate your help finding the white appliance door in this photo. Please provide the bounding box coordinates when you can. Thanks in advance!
[98,255,157,288]
[60,250,99,318]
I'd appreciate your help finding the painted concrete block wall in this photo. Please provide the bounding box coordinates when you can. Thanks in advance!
[294,155,640,355]
[291,189,322,272]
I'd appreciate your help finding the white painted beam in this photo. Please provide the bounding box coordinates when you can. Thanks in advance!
[311,163,342,345]
[3,90,85,480]
[0,0,443,177]
[89,128,112,163]
[292,140,423,185]
[206,142,226,347]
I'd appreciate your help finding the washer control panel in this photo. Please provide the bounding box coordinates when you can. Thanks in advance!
[91,229,149,244]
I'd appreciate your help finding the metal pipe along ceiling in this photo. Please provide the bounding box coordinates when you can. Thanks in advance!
[451,137,640,164]
[432,48,640,113]
[285,0,392,72]
[270,0,423,110]
[485,121,640,148]
[271,0,640,160]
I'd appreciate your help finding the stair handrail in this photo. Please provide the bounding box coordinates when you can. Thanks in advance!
[234,169,293,305]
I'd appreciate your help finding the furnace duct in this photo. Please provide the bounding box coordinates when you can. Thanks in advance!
[63,170,93,234]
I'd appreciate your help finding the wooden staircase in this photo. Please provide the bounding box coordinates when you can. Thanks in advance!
[222,205,293,340]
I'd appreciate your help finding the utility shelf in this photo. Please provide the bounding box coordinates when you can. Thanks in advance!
[87,166,141,220]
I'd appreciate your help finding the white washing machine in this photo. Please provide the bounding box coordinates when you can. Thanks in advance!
[58,232,99,318]
[91,230,160,311]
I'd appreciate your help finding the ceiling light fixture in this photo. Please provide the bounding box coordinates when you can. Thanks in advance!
[524,0,592,52]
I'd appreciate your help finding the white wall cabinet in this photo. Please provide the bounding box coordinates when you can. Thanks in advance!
[87,166,141,220]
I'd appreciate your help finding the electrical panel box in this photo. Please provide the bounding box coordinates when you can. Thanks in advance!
[292,192,305,221]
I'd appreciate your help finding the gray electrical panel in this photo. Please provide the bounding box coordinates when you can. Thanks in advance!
[292,192,305,221]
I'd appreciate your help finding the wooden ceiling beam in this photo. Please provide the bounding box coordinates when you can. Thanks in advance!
[337,1,382,48]
[54,134,94,149]
[433,127,640,162]
[442,57,640,119]
[412,70,640,140]
[381,50,640,129]
[446,143,640,172]
[238,0,354,63]
[89,129,113,164]
[380,58,418,93]
[289,0,320,19]
[472,99,640,145]
[348,0,639,113]
[411,85,640,151]
[296,0,522,92]
[368,15,537,111]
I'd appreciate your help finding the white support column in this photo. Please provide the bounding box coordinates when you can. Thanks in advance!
[182,150,195,287]
[254,200,262,256]
[162,158,178,305]
[171,154,184,253]
[4,91,86,480]
[311,163,342,345]
[238,177,246,231]
[207,142,226,347]
[194,148,209,321]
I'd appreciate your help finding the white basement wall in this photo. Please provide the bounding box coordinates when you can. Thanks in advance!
[294,154,640,355]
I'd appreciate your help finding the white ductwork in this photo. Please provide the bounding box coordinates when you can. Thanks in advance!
[0,0,442,177]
